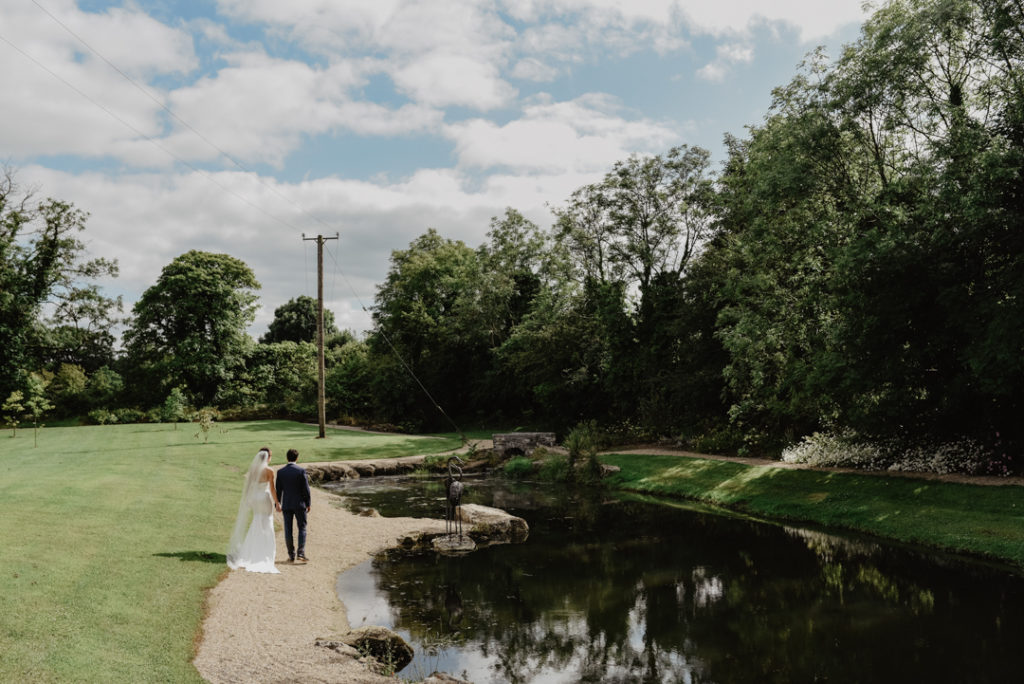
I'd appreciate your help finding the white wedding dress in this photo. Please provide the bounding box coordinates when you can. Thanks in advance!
[226,451,280,574]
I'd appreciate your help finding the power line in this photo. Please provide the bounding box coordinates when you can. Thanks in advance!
[0,31,307,234]
[26,0,345,239]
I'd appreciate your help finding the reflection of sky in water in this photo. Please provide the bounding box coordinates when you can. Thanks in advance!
[338,560,497,679]
[339,557,711,682]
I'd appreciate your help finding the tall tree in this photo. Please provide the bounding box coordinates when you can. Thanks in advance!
[369,229,484,427]
[0,168,118,399]
[554,145,714,293]
[123,251,259,406]
[260,295,337,344]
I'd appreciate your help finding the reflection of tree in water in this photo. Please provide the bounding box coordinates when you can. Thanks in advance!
[359,486,1024,683]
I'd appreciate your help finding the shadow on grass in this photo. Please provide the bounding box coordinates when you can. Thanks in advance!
[154,551,226,564]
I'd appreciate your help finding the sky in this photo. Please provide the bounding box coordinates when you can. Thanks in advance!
[0,0,871,339]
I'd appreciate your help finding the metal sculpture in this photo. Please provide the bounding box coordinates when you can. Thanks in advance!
[444,455,465,538]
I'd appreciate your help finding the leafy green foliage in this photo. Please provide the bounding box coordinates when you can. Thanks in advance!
[23,373,53,447]
[160,387,189,428]
[260,295,337,344]
[123,251,259,407]
[0,167,118,401]
[2,391,24,436]
[503,456,534,479]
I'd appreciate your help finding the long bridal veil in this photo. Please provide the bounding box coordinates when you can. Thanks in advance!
[226,449,270,566]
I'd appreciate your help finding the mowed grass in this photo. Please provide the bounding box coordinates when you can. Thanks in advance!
[0,421,461,683]
[603,453,1024,570]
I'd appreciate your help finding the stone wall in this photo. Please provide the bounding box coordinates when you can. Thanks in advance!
[492,432,556,457]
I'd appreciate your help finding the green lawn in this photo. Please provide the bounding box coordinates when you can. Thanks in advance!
[0,421,461,683]
[602,452,1024,570]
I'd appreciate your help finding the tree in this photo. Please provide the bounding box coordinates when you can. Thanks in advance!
[161,387,189,429]
[325,338,373,421]
[554,145,714,294]
[227,341,318,415]
[2,391,24,437]
[260,295,337,344]
[23,374,53,447]
[123,251,260,406]
[48,363,89,417]
[369,229,485,427]
[0,167,118,400]
[84,366,123,411]
[35,285,122,373]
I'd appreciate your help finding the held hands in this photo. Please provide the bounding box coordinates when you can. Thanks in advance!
[275,502,282,512]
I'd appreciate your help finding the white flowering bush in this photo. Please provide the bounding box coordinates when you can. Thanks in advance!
[781,432,890,470]
[782,431,1010,477]
[887,439,990,476]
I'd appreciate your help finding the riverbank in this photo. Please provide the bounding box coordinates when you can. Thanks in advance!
[601,450,1024,570]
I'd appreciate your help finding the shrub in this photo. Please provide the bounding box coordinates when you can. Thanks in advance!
[87,409,117,425]
[421,453,450,470]
[538,452,570,481]
[218,405,272,421]
[782,431,1007,477]
[503,456,534,479]
[192,407,220,443]
[114,408,146,424]
[888,439,992,476]
[781,432,888,470]
[688,425,746,455]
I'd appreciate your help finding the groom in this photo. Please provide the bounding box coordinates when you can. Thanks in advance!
[275,448,311,563]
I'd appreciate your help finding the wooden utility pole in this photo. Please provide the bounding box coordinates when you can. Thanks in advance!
[302,233,338,438]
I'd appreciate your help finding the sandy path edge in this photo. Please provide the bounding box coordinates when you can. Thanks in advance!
[193,484,447,684]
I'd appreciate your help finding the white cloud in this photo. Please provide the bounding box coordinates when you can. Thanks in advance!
[391,52,517,110]
[697,41,755,82]
[446,94,680,174]
[0,0,195,159]
[163,52,367,166]
[505,0,866,42]
[511,57,559,82]
[217,0,519,111]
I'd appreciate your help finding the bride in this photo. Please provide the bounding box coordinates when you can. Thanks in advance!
[226,447,281,574]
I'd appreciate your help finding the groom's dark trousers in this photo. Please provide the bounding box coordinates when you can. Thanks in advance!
[276,461,311,559]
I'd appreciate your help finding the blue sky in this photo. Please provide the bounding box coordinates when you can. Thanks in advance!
[1,0,869,336]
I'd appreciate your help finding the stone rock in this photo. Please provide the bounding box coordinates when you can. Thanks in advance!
[339,626,413,673]
[493,432,556,457]
[357,508,381,517]
[305,462,359,483]
[457,503,529,543]
[351,462,377,477]
[432,534,476,553]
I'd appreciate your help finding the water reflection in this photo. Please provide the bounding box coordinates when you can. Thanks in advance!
[331,477,1024,683]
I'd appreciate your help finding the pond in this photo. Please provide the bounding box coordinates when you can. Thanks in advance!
[326,475,1024,683]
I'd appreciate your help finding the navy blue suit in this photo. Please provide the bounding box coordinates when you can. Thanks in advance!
[276,461,311,559]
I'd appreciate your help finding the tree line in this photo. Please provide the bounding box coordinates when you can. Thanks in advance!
[3,0,1022,468]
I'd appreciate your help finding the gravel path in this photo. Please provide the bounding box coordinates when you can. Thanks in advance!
[193,482,447,684]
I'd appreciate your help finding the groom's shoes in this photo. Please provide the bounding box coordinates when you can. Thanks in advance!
[297,553,309,563]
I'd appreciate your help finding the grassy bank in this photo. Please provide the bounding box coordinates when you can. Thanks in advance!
[0,421,460,683]
[602,452,1024,570]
